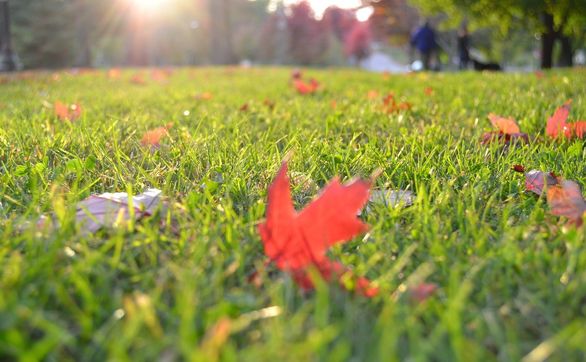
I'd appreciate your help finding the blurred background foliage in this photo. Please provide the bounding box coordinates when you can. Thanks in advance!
[4,0,586,70]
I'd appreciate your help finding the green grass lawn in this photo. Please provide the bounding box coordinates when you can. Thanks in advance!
[1,67,585,361]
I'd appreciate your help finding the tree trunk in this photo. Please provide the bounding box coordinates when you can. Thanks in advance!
[74,0,91,67]
[209,0,235,64]
[540,12,555,69]
[558,35,573,67]
[0,0,19,71]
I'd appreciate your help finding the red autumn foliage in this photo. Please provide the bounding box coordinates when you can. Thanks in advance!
[195,92,213,100]
[258,161,378,297]
[344,22,372,62]
[54,101,82,122]
[151,69,170,83]
[382,93,411,114]
[481,113,528,145]
[546,100,574,139]
[141,123,173,148]
[489,113,520,134]
[107,68,121,79]
[367,90,379,99]
[54,101,69,120]
[525,170,561,196]
[130,73,146,85]
[286,2,329,64]
[512,165,525,173]
[547,180,586,226]
[293,78,320,95]
[574,121,586,139]
[561,120,586,140]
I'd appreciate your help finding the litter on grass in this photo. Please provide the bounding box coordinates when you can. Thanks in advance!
[36,188,163,233]
[76,188,163,232]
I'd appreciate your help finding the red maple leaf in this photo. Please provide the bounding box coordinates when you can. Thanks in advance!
[141,123,173,148]
[382,93,412,114]
[54,101,82,122]
[195,92,213,100]
[367,90,379,99]
[258,161,378,297]
[54,101,69,120]
[546,100,572,139]
[481,113,528,145]
[293,79,320,95]
[524,170,561,196]
[573,121,586,139]
[547,180,586,226]
[107,68,121,79]
[130,73,146,85]
[488,113,520,134]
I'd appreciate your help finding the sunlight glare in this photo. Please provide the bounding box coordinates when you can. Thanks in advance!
[131,0,168,13]
[270,0,364,19]
[356,6,374,22]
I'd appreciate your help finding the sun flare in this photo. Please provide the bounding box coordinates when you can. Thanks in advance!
[130,0,167,13]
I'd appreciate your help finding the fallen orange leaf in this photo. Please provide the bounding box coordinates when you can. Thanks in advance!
[141,124,172,148]
[547,180,586,226]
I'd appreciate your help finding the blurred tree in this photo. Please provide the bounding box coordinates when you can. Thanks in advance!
[73,0,111,67]
[0,0,19,71]
[10,0,76,68]
[286,1,329,65]
[321,6,373,65]
[344,21,372,64]
[323,6,356,41]
[207,0,234,64]
[7,0,382,68]
[386,0,586,68]
[10,0,122,68]
[258,3,288,63]
[229,0,272,62]
[366,0,419,45]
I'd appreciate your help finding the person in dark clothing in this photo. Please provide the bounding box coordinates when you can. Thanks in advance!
[410,20,437,71]
[457,21,470,70]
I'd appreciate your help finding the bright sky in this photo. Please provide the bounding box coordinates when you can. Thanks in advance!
[268,0,365,19]
[130,0,167,13]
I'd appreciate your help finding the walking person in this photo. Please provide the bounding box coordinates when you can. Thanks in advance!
[410,20,438,71]
[457,21,470,70]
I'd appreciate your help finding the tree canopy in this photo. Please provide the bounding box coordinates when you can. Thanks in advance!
[401,0,586,68]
